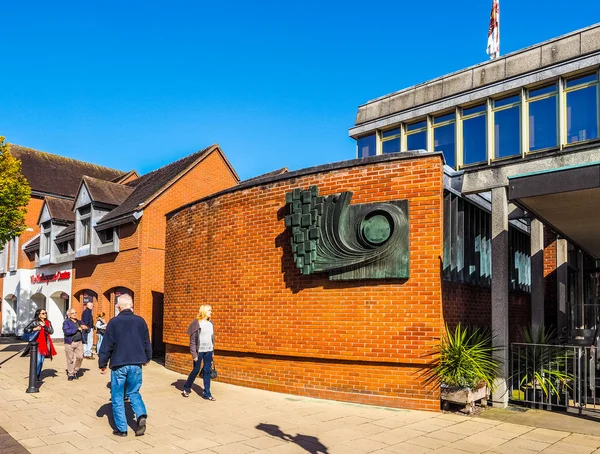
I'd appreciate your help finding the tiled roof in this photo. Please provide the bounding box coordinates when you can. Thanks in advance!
[83,176,135,207]
[98,144,237,226]
[55,223,75,241]
[11,144,127,198]
[44,197,75,223]
[23,235,40,252]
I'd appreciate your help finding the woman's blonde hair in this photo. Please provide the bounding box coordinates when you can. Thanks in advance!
[196,305,212,321]
[98,311,106,318]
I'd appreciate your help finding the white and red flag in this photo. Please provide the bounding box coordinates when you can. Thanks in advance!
[486,0,500,59]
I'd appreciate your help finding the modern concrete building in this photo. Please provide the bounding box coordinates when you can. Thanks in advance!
[349,23,600,407]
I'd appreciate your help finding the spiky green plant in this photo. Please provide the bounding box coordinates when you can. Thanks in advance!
[515,325,574,398]
[422,323,502,391]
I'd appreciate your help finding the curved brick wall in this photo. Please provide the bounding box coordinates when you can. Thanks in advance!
[163,154,445,411]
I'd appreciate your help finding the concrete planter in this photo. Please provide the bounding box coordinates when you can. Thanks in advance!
[441,384,488,413]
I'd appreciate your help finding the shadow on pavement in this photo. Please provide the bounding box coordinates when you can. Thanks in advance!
[170,379,204,396]
[97,402,137,432]
[256,423,329,454]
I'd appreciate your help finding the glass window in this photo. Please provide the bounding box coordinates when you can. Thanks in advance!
[100,229,113,244]
[494,94,520,107]
[529,84,557,98]
[79,205,91,216]
[493,97,521,159]
[434,113,455,124]
[81,218,91,246]
[463,114,487,165]
[9,237,18,269]
[407,131,427,151]
[43,232,51,256]
[433,114,455,169]
[357,134,376,157]
[566,84,598,144]
[381,128,401,154]
[463,104,486,116]
[407,120,426,131]
[528,95,557,151]
[406,120,427,151]
[382,128,400,138]
[566,73,598,88]
[57,241,68,255]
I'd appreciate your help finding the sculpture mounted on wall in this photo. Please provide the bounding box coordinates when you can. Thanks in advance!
[284,186,409,280]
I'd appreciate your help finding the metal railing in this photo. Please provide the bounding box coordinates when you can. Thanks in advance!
[511,343,600,412]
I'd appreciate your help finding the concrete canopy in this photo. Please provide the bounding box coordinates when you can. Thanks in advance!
[508,161,600,258]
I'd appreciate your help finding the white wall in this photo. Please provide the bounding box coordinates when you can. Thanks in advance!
[2,263,72,338]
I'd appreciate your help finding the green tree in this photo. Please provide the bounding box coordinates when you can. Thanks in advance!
[0,137,30,245]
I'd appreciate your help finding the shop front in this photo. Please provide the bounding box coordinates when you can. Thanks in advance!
[26,265,72,339]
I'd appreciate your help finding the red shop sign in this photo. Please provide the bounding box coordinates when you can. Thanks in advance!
[30,271,71,285]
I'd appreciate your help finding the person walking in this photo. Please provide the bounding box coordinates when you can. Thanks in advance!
[63,308,88,381]
[98,294,152,437]
[95,312,107,354]
[182,304,215,400]
[22,308,57,381]
[82,301,95,359]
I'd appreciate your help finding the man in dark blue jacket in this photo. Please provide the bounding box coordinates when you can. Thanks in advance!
[98,294,152,437]
[81,301,94,359]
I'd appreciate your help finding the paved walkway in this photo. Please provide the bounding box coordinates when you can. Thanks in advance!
[1,340,600,454]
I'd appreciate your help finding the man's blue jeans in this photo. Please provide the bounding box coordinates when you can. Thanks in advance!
[36,352,45,377]
[183,351,213,397]
[84,330,94,356]
[111,365,147,433]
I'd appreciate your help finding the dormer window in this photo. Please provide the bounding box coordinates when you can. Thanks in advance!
[79,205,92,246]
[99,228,114,244]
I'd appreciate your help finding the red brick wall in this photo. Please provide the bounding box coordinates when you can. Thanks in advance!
[72,222,142,339]
[442,281,531,342]
[18,196,43,270]
[543,227,557,328]
[164,155,445,411]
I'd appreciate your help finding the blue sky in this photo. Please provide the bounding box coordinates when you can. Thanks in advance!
[2,1,598,180]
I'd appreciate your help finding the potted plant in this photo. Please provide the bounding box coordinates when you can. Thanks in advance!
[423,323,501,413]
[513,325,573,409]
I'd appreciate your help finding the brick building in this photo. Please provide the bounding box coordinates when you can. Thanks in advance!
[1,146,126,336]
[3,144,239,356]
[163,24,600,411]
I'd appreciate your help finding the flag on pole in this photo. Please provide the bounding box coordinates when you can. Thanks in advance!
[486,0,500,59]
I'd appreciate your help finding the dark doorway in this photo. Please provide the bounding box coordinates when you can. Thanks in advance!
[151,291,165,361]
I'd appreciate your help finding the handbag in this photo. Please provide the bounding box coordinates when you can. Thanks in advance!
[200,362,218,379]
[22,330,40,343]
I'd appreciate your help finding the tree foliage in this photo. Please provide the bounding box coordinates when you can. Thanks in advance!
[0,137,30,246]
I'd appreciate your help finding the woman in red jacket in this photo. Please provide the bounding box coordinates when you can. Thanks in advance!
[23,308,57,381]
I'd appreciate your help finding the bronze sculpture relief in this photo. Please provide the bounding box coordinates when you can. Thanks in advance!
[284,186,409,280]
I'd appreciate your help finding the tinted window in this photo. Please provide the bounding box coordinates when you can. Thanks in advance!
[529,96,557,151]
[357,135,377,157]
[406,131,427,151]
[382,138,401,154]
[494,106,521,158]
[434,123,455,168]
[463,115,487,165]
[567,85,598,143]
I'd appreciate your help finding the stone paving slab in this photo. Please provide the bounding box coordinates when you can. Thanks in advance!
[1,340,600,453]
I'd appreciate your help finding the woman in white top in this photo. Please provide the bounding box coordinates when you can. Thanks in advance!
[182,305,215,400]
[95,312,107,354]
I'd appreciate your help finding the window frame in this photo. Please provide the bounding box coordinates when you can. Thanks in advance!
[404,119,428,152]
[459,103,488,168]
[563,71,599,147]
[432,111,457,169]
[491,92,522,161]
[380,127,402,154]
[525,83,559,154]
